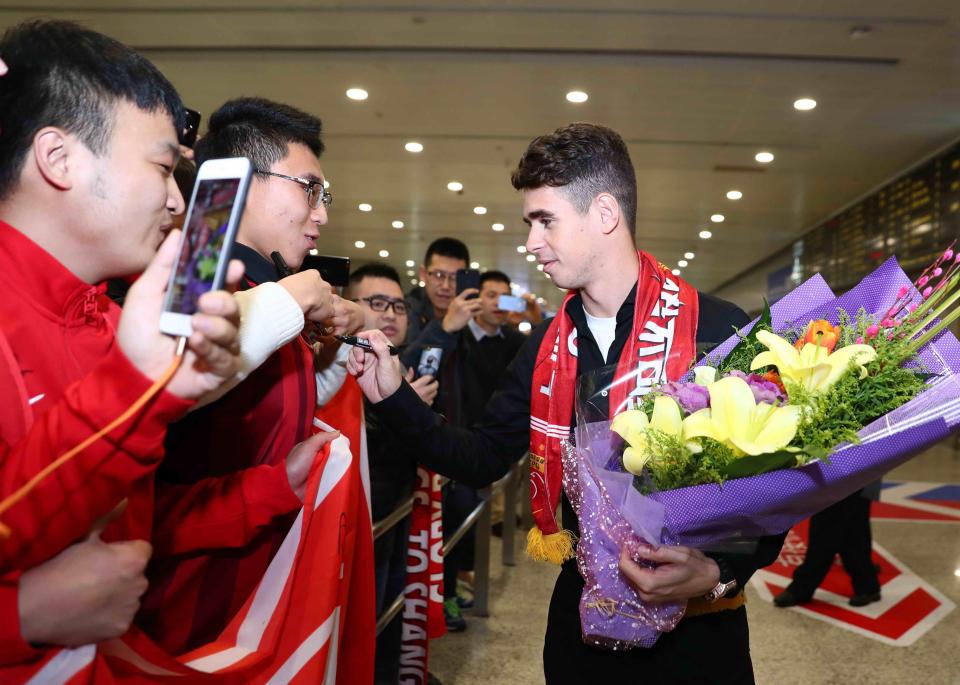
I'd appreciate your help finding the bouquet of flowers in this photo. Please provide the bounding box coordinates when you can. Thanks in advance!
[562,249,960,649]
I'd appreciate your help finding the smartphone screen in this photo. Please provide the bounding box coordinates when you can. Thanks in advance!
[498,294,527,313]
[166,177,241,316]
[456,268,481,298]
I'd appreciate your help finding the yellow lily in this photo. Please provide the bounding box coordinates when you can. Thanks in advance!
[749,330,876,394]
[682,376,801,456]
[611,396,685,475]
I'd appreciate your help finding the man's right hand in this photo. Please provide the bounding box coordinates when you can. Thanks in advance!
[441,289,482,333]
[346,329,403,403]
[278,270,334,323]
[405,368,438,405]
[18,511,151,646]
[117,230,243,400]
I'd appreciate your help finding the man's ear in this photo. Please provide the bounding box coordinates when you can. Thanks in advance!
[595,193,621,235]
[32,127,74,191]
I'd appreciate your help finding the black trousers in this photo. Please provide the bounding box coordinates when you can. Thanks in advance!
[788,490,880,598]
[543,566,756,685]
[442,482,480,599]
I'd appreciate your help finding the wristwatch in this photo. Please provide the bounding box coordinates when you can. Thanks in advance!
[703,558,738,603]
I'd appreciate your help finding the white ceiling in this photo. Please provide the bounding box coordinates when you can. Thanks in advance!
[3,1,959,308]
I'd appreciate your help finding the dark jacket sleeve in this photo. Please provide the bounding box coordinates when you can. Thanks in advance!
[373,324,547,487]
[399,319,459,369]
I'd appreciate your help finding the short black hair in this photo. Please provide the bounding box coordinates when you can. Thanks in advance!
[511,123,637,237]
[480,270,511,288]
[348,262,402,291]
[0,19,185,200]
[195,97,324,170]
[424,237,470,267]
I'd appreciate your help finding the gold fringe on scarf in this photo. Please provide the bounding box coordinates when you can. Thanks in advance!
[525,526,577,564]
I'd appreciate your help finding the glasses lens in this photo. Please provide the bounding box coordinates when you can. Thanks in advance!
[367,297,389,312]
[392,302,408,315]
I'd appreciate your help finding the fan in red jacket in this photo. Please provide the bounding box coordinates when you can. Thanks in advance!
[0,21,251,668]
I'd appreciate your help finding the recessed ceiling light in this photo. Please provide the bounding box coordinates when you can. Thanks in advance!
[392,220,404,229]
[359,203,372,212]
[492,223,505,232]
[470,261,480,269]
[519,322,532,333]
[793,98,817,111]
[684,252,695,260]
[406,269,415,276]
[566,90,588,103]
[346,88,368,101]
[404,141,423,153]
[954,568,960,577]
[473,206,487,215]
[755,151,775,164]
[678,260,688,268]
[410,278,419,285]
[309,248,318,255]
[379,249,390,258]
[726,190,743,200]
[699,230,712,239]
[323,180,330,189]
[537,264,544,271]
[672,269,681,276]
[418,280,425,287]
[405,259,415,267]
[517,245,527,253]
[447,181,463,192]
[849,25,872,40]
[711,214,725,223]
[526,254,536,262]
[355,240,366,248]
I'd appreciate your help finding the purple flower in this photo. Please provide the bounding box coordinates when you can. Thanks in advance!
[659,382,710,413]
[724,370,786,405]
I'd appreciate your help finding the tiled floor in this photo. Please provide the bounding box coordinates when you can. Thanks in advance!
[429,439,960,684]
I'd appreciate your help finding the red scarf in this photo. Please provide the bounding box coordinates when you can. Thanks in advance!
[399,467,446,683]
[526,251,699,564]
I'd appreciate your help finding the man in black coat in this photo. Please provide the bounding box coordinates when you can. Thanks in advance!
[348,123,785,685]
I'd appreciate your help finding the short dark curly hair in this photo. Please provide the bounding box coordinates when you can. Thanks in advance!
[511,123,637,237]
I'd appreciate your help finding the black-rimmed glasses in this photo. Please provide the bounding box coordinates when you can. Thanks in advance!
[255,169,333,209]
[353,296,408,316]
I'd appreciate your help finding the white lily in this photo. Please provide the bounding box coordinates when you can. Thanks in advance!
[749,330,876,394]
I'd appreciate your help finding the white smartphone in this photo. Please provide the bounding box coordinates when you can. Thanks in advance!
[159,157,252,337]
[498,294,527,313]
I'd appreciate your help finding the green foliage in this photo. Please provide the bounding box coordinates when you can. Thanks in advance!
[638,431,738,492]
[717,299,773,375]
[788,320,927,460]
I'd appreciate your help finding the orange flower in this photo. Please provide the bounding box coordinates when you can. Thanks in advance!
[762,370,787,395]
[795,319,840,353]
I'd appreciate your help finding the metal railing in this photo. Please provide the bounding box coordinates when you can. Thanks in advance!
[374,454,530,635]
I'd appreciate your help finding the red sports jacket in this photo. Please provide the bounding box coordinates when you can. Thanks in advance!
[0,222,302,668]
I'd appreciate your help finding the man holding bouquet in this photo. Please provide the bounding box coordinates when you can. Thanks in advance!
[348,123,785,683]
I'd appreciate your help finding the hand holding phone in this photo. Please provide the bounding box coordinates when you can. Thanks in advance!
[456,268,480,299]
[160,157,252,337]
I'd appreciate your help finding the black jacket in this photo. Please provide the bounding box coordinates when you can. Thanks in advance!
[373,284,786,592]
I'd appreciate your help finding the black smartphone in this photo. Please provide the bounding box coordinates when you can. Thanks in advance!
[300,254,351,287]
[180,108,202,149]
[456,268,480,299]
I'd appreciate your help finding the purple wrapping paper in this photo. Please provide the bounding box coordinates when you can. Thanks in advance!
[563,257,960,649]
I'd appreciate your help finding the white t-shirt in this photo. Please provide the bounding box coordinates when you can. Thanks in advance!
[584,310,617,363]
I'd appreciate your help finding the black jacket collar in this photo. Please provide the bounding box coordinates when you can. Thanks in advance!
[232,243,282,286]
